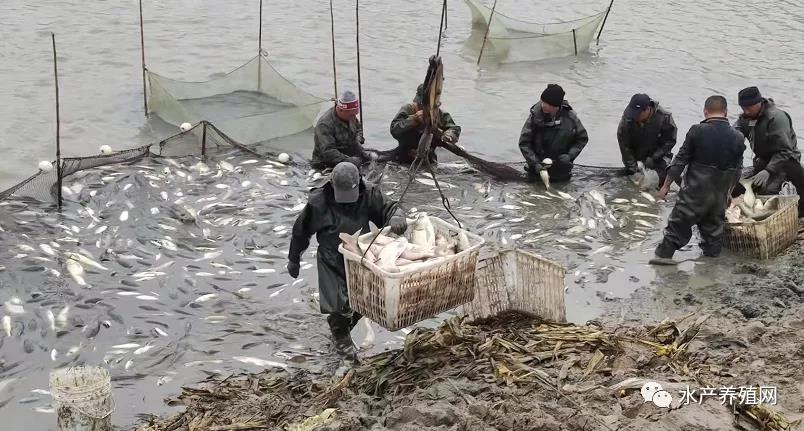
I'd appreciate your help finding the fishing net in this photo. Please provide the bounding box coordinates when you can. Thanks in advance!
[147,55,330,145]
[466,0,607,62]
[0,121,256,204]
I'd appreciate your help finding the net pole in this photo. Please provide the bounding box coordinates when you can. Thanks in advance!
[596,0,615,45]
[201,121,207,157]
[355,0,364,127]
[257,0,263,91]
[139,0,148,116]
[329,0,338,99]
[476,0,498,65]
[52,33,63,209]
[436,0,447,56]
[572,29,578,56]
[444,0,448,29]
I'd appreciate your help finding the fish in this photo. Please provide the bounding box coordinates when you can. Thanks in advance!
[39,244,56,256]
[590,245,614,256]
[557,191,573,200]
[254,269,276,274]
[588,190,606,207]
[357,318,376,349]
[509,217,526,223]
[55,306,69,328]
[739,178,756,208]
[587,219,597,230]
[233,356,287,369]
[153,328,169,337]
[136,295,159,301]
[120,210,129,221]
[525,228,541,234]
[630,211,662,219]
[2,316,10,337]
[639,191,657,203]
[509,234,523,240]
[634,219,654,228]
[66,260,86,286]
[539,169,550,189]
[501,205,522,210]
[112,343,140,349]
[65,252,108,271]
[194,294,218,303]
[566,225,587,235]
[612,198,630,204]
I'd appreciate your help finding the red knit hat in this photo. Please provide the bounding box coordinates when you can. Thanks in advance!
[336,90,360,111]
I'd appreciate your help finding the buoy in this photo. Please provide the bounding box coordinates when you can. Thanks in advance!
[277,153,290,163]
[38,161,54,172]
[99,145,113,155]
[179,122,192,132]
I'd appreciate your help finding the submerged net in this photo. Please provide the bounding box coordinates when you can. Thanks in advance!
[466,0,607,62]
[0,121,251,204]
[147,55,329,145]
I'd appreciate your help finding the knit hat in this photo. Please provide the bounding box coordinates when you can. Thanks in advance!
[331,162,360,203]
[336,90,360,111]
[738,86,763,107]
[540,84,565,107]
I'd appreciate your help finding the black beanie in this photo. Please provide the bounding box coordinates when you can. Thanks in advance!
[541,84,565,107]
[738,86,763,107]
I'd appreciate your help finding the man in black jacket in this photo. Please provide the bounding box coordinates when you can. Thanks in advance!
[653,96,746,263]
[389,84,462,165]
[617,93,677,185]
[287,162,406,358]
[734,86,804,217]
[519,84,589,183]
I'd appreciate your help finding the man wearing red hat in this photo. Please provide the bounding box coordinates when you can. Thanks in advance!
[312,90,376,171]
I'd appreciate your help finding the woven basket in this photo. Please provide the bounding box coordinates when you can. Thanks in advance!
[462,249,566,323]
[340,216,484,331]
[724,195,799,259]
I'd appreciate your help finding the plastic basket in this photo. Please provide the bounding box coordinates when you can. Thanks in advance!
[340,216,484,331]
[724,195,800,259]
[462,249,567,323]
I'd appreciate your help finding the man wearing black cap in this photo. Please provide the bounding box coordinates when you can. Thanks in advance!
[617,94,677,185]
[389,84,462,165]
[519,84,589,183]
[652,96,745,263]
[735,86,804,217]
[287,162,407,358]
[312,90,376,171]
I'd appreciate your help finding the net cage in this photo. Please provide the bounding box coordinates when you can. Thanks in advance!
[466,0,607,62]
[0,121,248,205]
[146,54,330,145]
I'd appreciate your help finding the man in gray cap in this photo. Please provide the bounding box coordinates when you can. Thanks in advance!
[287,162,407,359]
[389,83,462,165]
[311,90,376,171]
[734,86,804,217]
[519,83,588,183]
[617,93,677,186]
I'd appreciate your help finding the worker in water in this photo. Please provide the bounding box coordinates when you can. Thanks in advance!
[653,96,746,263]
[287,162,407,359]
[734,86,804,218]
[519,84,589,183]
[389,84,461,165]
[617,93,678,186]
[311,90,376,171]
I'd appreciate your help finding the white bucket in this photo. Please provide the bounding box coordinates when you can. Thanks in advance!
[50,366,114,431]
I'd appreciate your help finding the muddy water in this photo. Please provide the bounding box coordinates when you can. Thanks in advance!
[0,149,670,429]
[3,0,804,190]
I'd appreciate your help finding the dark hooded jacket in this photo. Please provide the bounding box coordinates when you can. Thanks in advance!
[667,117,746,217]
[312,106,369,170]
[617,102,677,173]
[518,101,589,180]
[288,181,398,314]
[734,99,800,190]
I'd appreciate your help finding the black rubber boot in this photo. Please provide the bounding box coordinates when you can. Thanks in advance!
[650,240,678,265]
[327,314,357,360]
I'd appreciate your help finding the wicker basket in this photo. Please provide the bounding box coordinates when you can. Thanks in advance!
[724,195,799,259]
[340,216,484,331]
[462,249,566,323]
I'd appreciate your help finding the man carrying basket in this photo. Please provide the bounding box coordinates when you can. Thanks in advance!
[287,162,407,359]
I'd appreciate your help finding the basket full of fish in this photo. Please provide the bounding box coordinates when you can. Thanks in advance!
[724,179,800,259]
[339,213,484,331]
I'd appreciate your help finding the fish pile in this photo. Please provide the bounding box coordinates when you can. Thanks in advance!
[726,179,781,223]
[340,213,471,273]
[631,161,660,191]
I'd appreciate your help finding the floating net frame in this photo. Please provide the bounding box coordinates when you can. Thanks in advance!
[146,55,330,145]
[466,0,607,61]
[0,121,252,205]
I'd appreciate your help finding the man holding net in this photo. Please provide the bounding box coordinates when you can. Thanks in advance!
[389,84,462,165]
[286,162,407,359]
[311,90,376,171]
[519,84,589,183]
[617,93,678,186]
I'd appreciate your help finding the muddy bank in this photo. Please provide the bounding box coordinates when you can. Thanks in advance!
[134,310,802,431]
